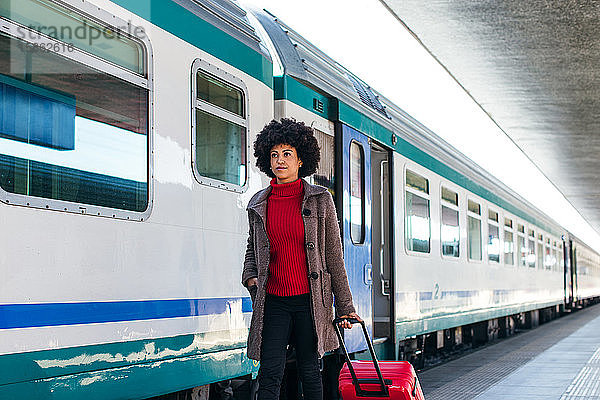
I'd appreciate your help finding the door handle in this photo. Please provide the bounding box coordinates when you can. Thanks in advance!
[364,264,372,285]
[379,159,389,296]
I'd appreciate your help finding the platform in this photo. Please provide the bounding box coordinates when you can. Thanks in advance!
[419,304,600,399]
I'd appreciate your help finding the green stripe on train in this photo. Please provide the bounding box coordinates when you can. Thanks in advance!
[274,76,335,120]
[276,74,561,237]
[112,0,273,88]
[0,332,258,400]
[395,298,562,341]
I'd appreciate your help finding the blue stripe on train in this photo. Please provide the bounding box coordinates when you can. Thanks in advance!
[0,297,253,329]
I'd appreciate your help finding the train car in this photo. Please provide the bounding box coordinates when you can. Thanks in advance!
[0,0,274,398]
[565,235,600,307]
[1,0,599,399]
[249,7,600,371]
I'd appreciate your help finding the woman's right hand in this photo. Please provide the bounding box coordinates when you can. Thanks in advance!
[337,313,362,329]
[246,278,258,303]
[246,277,258,287]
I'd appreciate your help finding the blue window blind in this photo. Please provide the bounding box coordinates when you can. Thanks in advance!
[0,74,75,150]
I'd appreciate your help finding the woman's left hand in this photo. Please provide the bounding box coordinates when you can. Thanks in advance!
[337,312,362,329]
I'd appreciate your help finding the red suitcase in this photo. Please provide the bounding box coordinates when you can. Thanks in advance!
[333,318,425,400]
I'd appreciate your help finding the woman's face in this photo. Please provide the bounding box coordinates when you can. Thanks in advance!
[270,144,302,184]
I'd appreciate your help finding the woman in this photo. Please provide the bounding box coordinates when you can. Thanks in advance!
[241,118,360,400]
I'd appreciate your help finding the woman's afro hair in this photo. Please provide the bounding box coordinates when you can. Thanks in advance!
[253,118,320,178]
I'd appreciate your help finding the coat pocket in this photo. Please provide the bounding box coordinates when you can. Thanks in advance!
[317,216,326,269]
[321,271,333,309]
[248,284,258,305]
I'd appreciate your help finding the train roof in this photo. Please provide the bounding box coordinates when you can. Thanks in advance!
[250,7,566,238]
[172,0,264,54]
[113,0,272,86]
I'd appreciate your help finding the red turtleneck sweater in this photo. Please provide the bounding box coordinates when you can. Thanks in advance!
[265,177,310,296]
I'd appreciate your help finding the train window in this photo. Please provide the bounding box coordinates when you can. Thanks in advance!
[195,110,246,185]
[544,242,552,270]
[468,200,480,215]
[504,218,514,265]
[504,231,514,265]
[551,246,557,271]
[405,170,430,253]
[578,249,589,275]
[350,141,365,244]
[558,248,564,271]
[552,241,558,271]
[441,187,459,257]
[196,70,244,117]
[406,170,429,194]
[527,229,536,268]
[192,60,247,190]
[441,187,458,205]
[307,129,335,199]
[467,199,482,261]
[0,0,146,75]
[537,235,544,269]
[487,209,500,263]
[517,229,527,267]
[0,8,149,216]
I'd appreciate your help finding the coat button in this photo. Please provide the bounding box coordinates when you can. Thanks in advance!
[310,272,319,280]
[303,208,312,216]
[306,242,315,250]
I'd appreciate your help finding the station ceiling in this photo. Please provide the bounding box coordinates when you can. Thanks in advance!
[380,0,600,234]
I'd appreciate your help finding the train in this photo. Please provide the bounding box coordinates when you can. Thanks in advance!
[0,0,599,399]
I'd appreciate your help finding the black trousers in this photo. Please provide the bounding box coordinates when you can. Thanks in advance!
[257,293,323,400]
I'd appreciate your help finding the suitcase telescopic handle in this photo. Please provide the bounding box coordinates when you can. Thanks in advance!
[333,317,390,397]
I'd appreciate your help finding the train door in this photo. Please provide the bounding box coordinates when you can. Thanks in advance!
[370,142,393,356]
[339,124,372,353]
[572,245,579,302]
[564,239,573,306]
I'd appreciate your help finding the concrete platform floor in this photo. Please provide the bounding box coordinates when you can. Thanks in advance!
[419,303,600,400]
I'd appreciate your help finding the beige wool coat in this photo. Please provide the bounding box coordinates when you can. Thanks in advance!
[241,178,356,361]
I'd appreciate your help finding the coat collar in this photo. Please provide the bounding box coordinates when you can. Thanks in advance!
[247,178,328,220]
